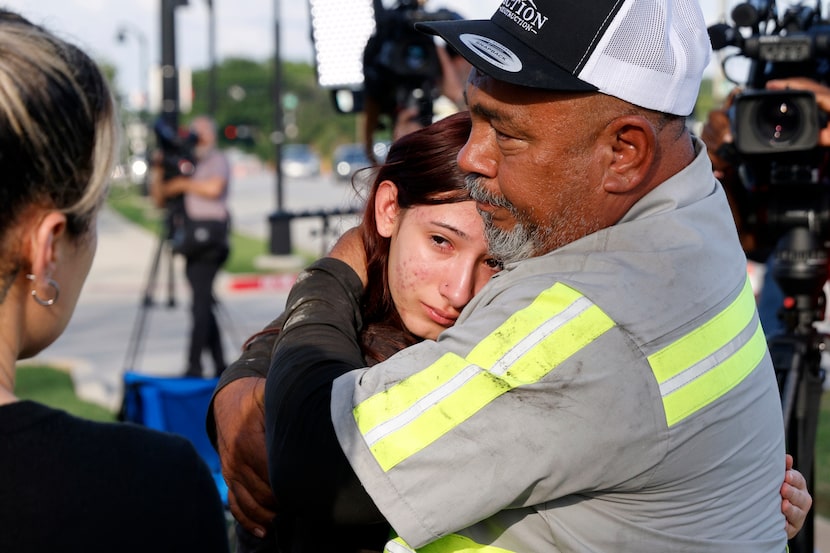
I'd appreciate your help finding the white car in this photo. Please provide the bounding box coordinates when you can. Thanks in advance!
[333,142,388,182]
[281,144,321,178]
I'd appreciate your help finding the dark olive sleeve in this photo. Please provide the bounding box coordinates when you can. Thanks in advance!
[205,311,286,446]
[264,257,385,530]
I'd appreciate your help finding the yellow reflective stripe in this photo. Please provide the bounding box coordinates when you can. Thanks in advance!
[355,284,586,436]
[467,282,586,370]
[355,283,615,471]
[385,534,516,552]
[648,278,767,426]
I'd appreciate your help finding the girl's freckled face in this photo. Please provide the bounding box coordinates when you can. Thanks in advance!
[386,200,501,340]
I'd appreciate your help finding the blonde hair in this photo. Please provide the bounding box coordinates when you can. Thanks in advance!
[0,10,118,234]
[0,10,118,289]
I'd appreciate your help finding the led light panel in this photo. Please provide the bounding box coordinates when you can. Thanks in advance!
[309,0,376,88]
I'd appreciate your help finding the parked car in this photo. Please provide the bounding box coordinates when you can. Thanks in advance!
[281,143,321,178]
[333,143,370,182]
[333,142,388,182]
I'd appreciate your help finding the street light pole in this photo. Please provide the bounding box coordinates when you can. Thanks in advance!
[205,0,218,116]
[274,0,284,214]
[160,0,189,130]
[268,0,291,255]
[116,23,149,116]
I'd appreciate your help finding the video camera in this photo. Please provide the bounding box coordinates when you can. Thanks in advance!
[362,0,461,127]
[153,117,198,181]
[711,11,829,552]
[152,116,198,239]
[708,0,830,262]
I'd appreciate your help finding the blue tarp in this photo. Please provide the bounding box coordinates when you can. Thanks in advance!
[119,371,228,506]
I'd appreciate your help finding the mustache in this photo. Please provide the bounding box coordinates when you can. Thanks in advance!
[465,174,513,210]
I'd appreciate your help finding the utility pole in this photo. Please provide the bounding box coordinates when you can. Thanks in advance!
[160,0,189,130]
[205,0,218,116]
[268,0,291,255]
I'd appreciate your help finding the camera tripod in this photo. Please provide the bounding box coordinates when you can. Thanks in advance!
[122,216,179,371]
[766,227,828,553]
[123,213,242,374]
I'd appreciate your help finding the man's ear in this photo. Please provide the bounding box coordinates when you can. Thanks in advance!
[602,115,656,195]
[28,211,67,279]
[374,180,401,238]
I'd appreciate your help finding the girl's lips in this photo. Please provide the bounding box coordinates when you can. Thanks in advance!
[424,304,457,327]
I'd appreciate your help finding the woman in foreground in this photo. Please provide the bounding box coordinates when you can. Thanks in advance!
[0,10,229,552]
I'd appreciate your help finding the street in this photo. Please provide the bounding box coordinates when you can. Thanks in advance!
[229,159,366,258]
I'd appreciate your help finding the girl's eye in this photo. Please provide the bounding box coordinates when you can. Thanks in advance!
[431,235,450,248]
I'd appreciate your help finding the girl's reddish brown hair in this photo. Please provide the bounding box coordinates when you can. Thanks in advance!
[358,111,472,361]
[243,112,473,364]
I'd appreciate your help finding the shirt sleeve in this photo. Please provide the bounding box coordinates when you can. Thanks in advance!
[205,312,284,447]
[264,257,384,526]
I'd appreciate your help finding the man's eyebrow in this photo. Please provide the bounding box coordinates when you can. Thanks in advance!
[469,102,504,124]
[463,80,505,123]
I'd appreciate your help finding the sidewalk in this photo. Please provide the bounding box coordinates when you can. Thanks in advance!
[28,205,298,412]
[820,517,830,552]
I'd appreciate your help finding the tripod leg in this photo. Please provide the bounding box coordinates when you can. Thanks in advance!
[212,295,243,350]
[166,239,177,308]
[772,334,826,553]
[788,362,823,553]
[123,226,167,371]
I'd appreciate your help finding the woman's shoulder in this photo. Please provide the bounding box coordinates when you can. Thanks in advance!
[1,401,222,504]
[0,402,229,552]
[5,401,204,469]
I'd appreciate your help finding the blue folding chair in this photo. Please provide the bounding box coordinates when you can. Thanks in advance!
[119,371,228,506]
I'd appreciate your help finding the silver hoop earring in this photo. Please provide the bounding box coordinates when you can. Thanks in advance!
[26,274,60,306]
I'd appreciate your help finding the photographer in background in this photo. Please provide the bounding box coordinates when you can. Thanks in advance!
[361,0,465,162]
[702,77,830,337]
[150,115,231,378]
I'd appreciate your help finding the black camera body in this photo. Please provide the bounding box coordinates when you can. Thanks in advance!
[712,9,830,553]
[709,0,830,259]
[153,117,198,181]
[362,0,460,126]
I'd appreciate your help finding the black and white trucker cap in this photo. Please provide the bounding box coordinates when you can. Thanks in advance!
[416,0,711,116]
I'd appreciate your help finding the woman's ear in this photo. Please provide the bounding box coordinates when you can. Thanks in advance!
[602,115,656,195]
[28,211,67,279]
[374,180,401,238]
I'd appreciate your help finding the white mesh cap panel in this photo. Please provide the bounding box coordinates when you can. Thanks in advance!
[577,0,711,115]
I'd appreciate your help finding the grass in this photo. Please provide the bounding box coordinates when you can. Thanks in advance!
[15,365,116,422]
[814,393,830,516]
[106,181,301,274]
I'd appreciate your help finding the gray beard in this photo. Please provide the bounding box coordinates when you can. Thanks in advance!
[480,211,539,265]
[466,175,539,265]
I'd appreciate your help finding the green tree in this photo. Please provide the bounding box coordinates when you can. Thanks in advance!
[188,58,360,164]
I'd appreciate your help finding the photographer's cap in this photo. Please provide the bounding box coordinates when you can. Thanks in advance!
[416,0,711,116]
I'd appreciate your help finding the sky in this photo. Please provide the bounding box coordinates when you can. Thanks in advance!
[3,0,734,108]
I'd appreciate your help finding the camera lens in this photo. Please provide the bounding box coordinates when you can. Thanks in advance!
[754,97,803,147]
[404,44,428,71]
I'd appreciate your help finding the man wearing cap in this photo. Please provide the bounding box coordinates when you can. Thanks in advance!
[260,0,788,551]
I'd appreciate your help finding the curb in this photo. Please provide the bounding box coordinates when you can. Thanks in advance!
[223,272,299,293]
